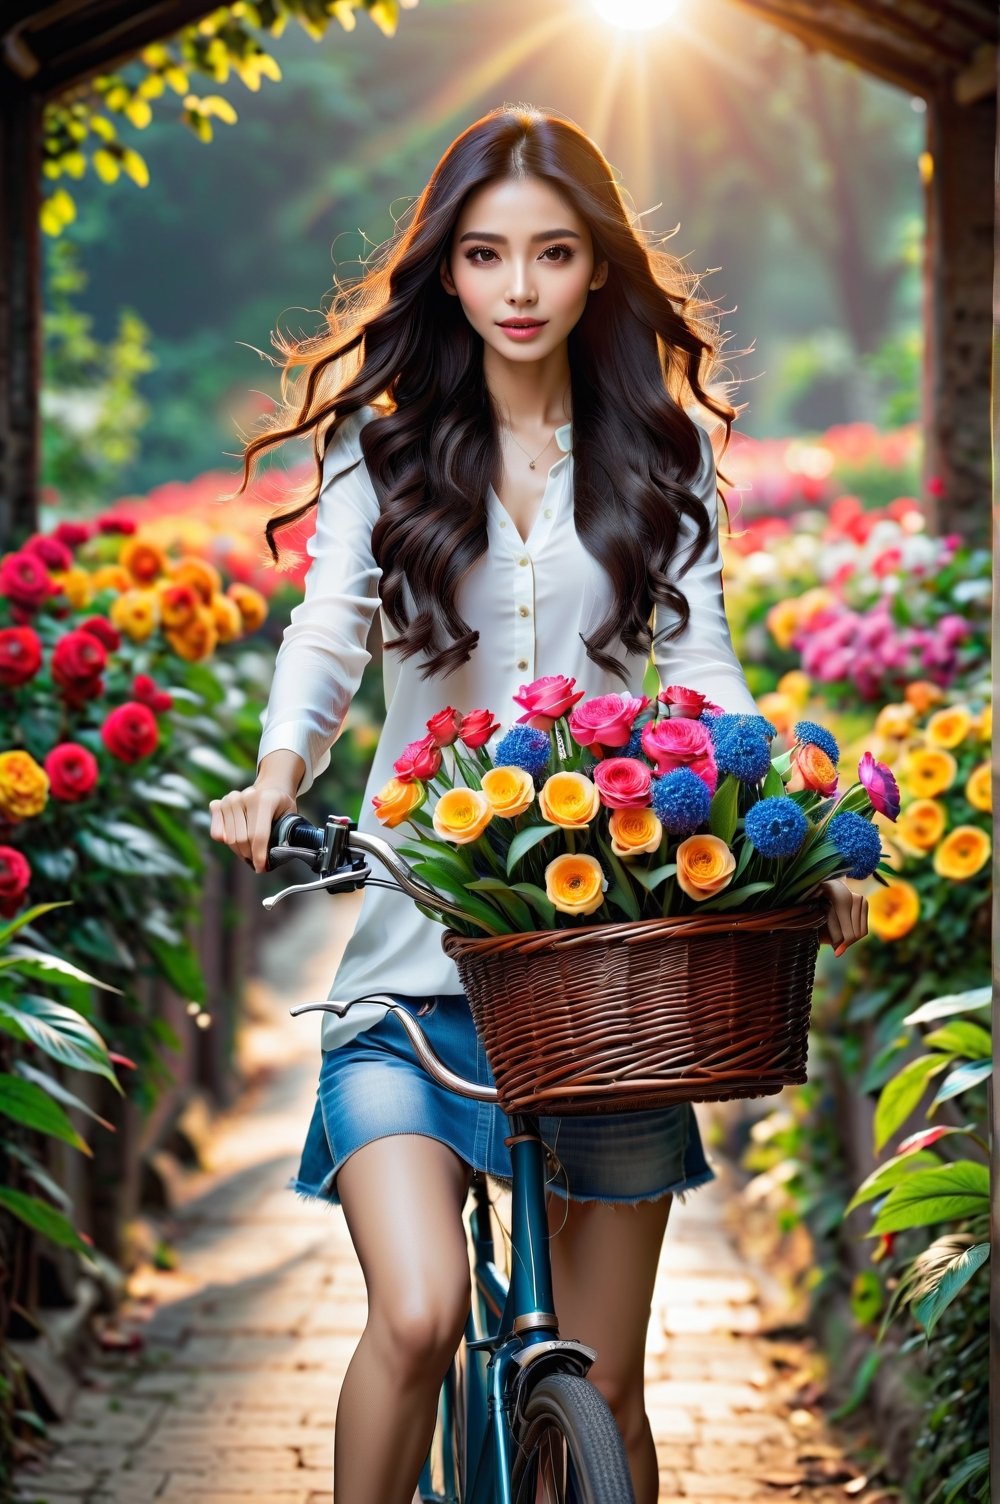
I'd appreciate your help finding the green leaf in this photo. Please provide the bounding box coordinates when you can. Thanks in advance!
[941,1448,989,1503]
[0,1075,90,1153]
[708,774,739,844]
[827,1347,882,1424]
[506,823,560,877]
[186,745,246,783]
[508,883,556,929]
[903,985,990,1025]
[131,777,194,808]
[4,1141,74,1215]
[77,829,189,878]
[911,1241,989,1337]
[144,932,206,1003]
[465,878,533,931]
[0,1187,93,1255]
[868,1162,990,1235]
[873,1054,954,1152]
[30,848,80,882]
[699,880,774,912]
[631,862,677,894]
[1,945,123,994]
[0,902,73,951]
[923,1020,991,1060]
[409,862,508,935]
[0,994,118,1086]
[761,763,785,799]
[74,916,136,971]
[593,828,638,922]
[929,1059,991,1108]
[14,1061,114,1132]
[844,1149,943,1215]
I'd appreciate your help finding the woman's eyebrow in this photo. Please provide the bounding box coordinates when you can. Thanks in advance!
[457,229,582,244]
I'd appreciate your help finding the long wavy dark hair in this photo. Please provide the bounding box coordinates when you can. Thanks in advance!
[232,103,749,684]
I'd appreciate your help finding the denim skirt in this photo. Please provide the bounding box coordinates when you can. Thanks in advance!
[289,991,717,1208]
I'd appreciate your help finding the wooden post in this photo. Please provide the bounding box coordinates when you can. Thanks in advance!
[0,72,42,546]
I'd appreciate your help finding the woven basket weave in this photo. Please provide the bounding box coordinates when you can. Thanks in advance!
[441,901,827,1116]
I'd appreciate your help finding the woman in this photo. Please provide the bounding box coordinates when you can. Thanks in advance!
[210,104,867,1504]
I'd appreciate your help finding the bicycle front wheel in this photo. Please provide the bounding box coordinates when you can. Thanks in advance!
[509,1372,636,1504]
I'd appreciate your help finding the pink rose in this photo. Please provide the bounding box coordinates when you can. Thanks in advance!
[426,707,463,747]
[393,734,443,783]
[513,674,586,730]
[592,758,652,810]
[459,709,501,749]
[568,692,649,752]
[641,719,719,795]
[657,684,709,718]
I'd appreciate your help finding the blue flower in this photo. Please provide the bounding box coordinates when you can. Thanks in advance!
[701,711,777,745]
[714,728,773,784]
[828,810,883,879]
[494,724,551,777]
[650,767,712,834]
[744,796,809,858]
[793,719,840,764]
[623,723,647,760]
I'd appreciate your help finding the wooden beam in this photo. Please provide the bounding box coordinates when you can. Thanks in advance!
[725,0,940,95]
[0,73,42,547]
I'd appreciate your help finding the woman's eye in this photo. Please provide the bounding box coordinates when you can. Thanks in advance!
[464,244,574,264]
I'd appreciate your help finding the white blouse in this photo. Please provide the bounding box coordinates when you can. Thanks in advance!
[256,402,759,1051]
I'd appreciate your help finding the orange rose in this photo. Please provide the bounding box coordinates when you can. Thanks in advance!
[875,703,917,739]
[904,681,945,715]
[210,593,244,644]
[544,852,607,916]
[157,580,200,629]
[480,766,535,819]
[169,556,222,604]
[120,537,168,586]
[925,705,973,749]
[538,771,600,828]
[787,742,838,797]
[675,833,736,901]
[608,806,662,860]
[0,750,49,820]
[902,747,957,799]
[371,776,426,829]
[933,826,990,882]
[895,798,947,855]
[965,762,991,813]
[227,582,268,633]
[165,606,218,662]
[432,787,493,845]
[90,564,132,593]
[868,878,920,941]
[110,588,160,642]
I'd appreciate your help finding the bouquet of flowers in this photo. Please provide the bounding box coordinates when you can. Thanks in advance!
[371,674,900,940]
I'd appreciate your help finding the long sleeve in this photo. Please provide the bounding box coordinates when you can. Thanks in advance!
[652,419,759,717]
[256,405,382,796]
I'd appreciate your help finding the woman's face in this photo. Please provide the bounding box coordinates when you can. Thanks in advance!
[441,175,607,362]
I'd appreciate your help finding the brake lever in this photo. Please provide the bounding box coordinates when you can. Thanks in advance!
[262,862,373,910]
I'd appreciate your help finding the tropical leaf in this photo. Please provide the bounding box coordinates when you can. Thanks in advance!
[0,1187,93,1255]
[903,985,990,1025]
[923,1019,991,1061]
[14,1061,114,1132]
[873,1053,955,1152]
[631,862,677,894]
[844,1148,943,1215]
[0,995,119,1087]
[867,1162,990,1235]
[910,1239,989,1337]
[0,946,123,994]
[708,774,739,845]
[700,880,774,912]
[929,1059,991,1108]
[0,1075,90,1153]
[0,902,72,951]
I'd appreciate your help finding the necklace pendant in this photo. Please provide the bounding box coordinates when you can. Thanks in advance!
[529,460,536,469]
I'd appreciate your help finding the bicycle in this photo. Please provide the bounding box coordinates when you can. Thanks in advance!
[264,809,638,1504]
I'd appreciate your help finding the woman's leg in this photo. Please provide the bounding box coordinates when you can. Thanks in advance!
[545,1191,673,1504]
[334,1133,473,1504]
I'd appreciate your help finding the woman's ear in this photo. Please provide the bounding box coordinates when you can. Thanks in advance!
[440,256,458,297]
[590,259,609,292]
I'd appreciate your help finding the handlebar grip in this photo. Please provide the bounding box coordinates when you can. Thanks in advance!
[271,813,324,854]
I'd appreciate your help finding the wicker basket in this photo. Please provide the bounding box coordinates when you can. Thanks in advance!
[441,901,828,1115]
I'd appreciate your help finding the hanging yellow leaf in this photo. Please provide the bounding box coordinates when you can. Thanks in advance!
[42,159,61,179]
[256,53,281,82]
[201,94,238,124]
[124,97,153,129]
[121,148,149,187]
[104,84,129,111]
[330,2,357,29]
[62,151,87,179]
[89,114,115,141]
[140,42,170,67]
[93,148,121,182]
[368,0,399,36]
[137,73,165,99]
[41,199,65,237]
[164,66,190,94]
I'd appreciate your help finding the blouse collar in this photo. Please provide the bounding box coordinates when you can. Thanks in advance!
[554,422,573,453]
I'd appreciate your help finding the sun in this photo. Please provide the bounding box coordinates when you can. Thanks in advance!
[589,0,681,30]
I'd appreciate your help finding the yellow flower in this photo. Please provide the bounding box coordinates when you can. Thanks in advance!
[544,852,607,916]
[0,750,48,820]
[227,582,268,633]
[868,878,920,941]
[169,556,222,605]
[798,587,836,622]
[965,762,991,813]
[480,766,535,819]
[110,587,160,642]
[757,691,797,740]
[875,702,917,739]
[538,771,600,828]
[902,746,957,799]
[90,564,132,593]
[975,702,991,742]
[165,605,218,662]
[776,670,811,707]
[925,704,973,749]
[51,566,92,609]
[432,787,493,845]
[608,806,662,860]
[675,833,736,901]
[210,593,244,644]
[895,798,947,855]
[371,776,425,829]
[904,681,945,715]
[933,825,991,882]
[766,598,799,651]
[120,536,168,586]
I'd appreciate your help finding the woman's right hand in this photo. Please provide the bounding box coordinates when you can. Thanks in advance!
[209,783,298,874]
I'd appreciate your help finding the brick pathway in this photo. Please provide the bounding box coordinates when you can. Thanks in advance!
[14,898,879,1504]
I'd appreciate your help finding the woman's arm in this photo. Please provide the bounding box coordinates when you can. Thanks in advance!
[652,420,759,718]
[255,405,383,797]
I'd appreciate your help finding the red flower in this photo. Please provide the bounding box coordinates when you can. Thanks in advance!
[132,673,173,713]
[393,734,442,783]
[44,742,99,802]
[0,550,57,611]
[51,630,108,699]
[95,515,137,535]
[0,845,31,918]
[79,615,121,652]
[100,702,159,763]
[459,708,501,749]
[657,684,710,719]
[52,520,93,549]
[426,707,463,748]
[0,626,43,688]
[25,534,74,572]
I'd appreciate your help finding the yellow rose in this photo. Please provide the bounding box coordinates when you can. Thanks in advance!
[90,564,132,593]
[544,852,607,916]
[875,703,917,739]
[868,878,920,941]
[925,705,973,749]
[169,556,222,605]
[965,762,991,813]
[608,806,662,859]
[110,587,160,642]
[904,681,945,715]
[165,605,218,662]
[480,766,535,819]
[155,580,200,629]
[776,670,811,707]
[765,598,799,651]
[757,692,796,740]
[51,566,92,609]
[210,593,244,644]
[227,582,268,633]
[120,536,168,586]
[432,787,493,845]
[975,702,991,742]
[675,833,736,901]
[371,776,425,829]
[902,747,958,799]
[538,771,600,828]
[933,825,991,882]
[895,798,947,855]
[0,750,49,820]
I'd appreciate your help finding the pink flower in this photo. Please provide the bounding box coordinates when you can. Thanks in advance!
[513,674,586,730]
[858,750,900,821]
[25,534,74,572]
[592,758,652,810]
[640,719,718,795]
[657,684,709,718]
[393,734,443,783]
[568,692,648,752]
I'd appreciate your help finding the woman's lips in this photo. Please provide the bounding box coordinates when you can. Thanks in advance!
[498,321,548,341]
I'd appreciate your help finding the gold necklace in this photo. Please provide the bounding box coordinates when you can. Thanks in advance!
[503,426,556,470]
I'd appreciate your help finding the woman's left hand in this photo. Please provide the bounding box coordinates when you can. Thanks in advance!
[816,877,869,957]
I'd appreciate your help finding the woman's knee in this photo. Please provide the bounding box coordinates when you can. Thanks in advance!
[368,1271,471,1382]
[588,1366,648,1448]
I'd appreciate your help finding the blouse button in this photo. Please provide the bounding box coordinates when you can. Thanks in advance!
[518,605,530,617]
[499,520,507,527]
[517,659,528,670]
[518,556,529,567]
[544,507,552,517]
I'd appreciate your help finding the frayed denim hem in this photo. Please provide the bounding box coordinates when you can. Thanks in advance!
[540,1162,718,1208]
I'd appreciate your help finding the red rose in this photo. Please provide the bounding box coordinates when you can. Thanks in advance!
[24,534,74,572]
[132,673,173,713]
[44,742,99,802]
[79,615,121,652]
[0,626,43,687]
[657,684,710,719]
[53,520,93,549]
[459,709,501,749]
[568,692,649,752]
[52,630,108,695]
[0,550,57,611]
[0,845,31,918]
[393,734,442,783]
[95,515,137,535]
[100,702,159,762]
[513,674,586,730]
[426,707,463,748]
[592,757,653,810]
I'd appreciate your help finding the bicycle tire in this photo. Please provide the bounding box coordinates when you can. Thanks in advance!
[509,1372,636,1504]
